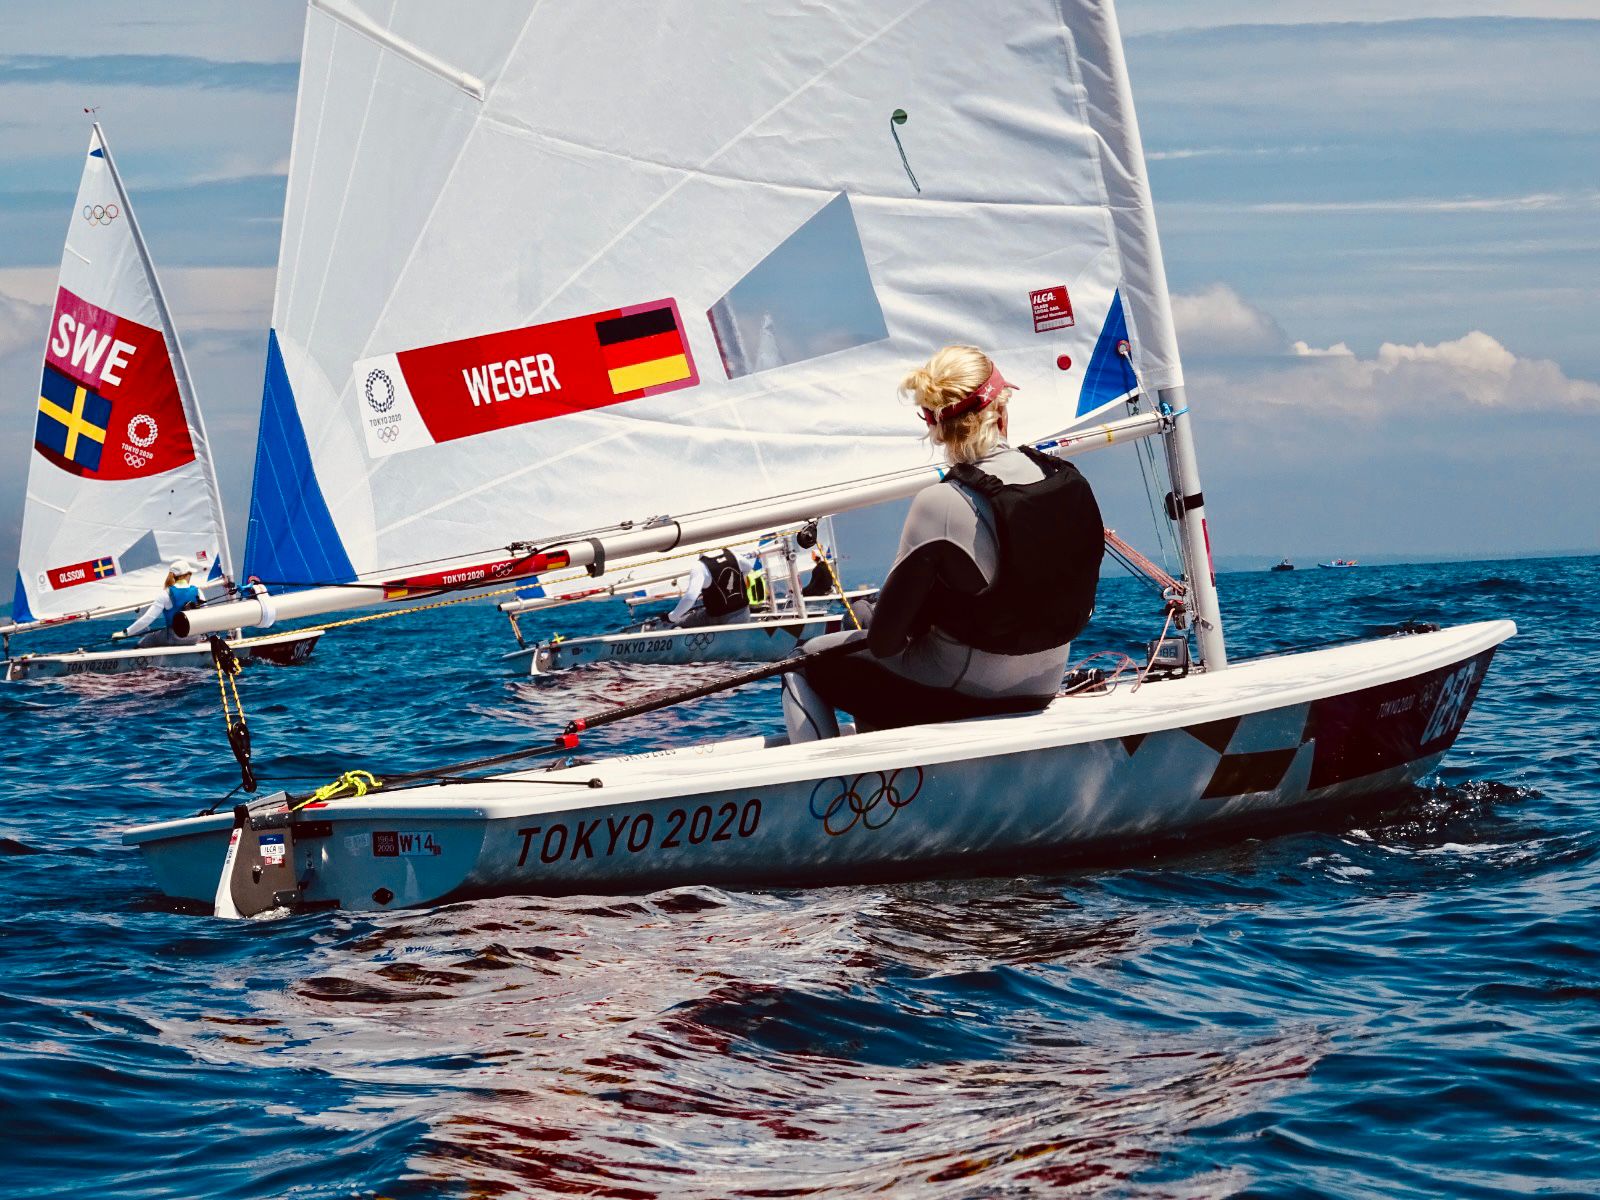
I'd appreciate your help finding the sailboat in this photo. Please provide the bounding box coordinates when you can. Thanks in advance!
[0,126,321,681]
[123,0,1512,915]
[502,522,874,674]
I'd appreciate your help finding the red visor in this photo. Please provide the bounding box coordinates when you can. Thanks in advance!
[918,362,1017,426]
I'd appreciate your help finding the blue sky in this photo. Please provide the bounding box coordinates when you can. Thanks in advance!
[0,1,1595,584]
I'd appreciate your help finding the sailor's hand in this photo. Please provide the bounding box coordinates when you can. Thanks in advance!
[110,631,128,641]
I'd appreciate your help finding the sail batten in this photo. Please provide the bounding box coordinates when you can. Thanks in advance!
[247,0,1184,591]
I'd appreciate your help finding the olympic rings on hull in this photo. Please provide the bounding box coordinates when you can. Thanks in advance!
[809,767,924,836]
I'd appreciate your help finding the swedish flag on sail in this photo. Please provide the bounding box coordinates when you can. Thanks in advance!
[36,365,111,473]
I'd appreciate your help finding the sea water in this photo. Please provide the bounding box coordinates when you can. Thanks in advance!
[1,556,1595,1198]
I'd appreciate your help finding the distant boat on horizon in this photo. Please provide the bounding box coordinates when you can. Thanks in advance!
[1319,559,1360,569]
[1271,558,1295,572]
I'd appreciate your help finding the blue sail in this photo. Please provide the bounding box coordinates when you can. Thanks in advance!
[11,571,35,623]
[1076,291,1140,419]
[241,330,355,589]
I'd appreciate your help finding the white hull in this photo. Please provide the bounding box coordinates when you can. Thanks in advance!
[507,613,848,674]
[126,621,1512,912]
[4,628,321,681]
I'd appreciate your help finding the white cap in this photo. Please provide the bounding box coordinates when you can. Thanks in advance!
[169,557,193,578]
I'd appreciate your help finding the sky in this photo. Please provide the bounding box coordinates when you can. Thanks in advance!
[0,1,1595,594]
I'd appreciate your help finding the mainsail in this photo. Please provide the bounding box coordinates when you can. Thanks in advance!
[245,0,1184,593]
[11,126,231,624]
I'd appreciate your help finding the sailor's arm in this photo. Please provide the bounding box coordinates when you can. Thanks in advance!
[121,594,169,637]
[869,486,986,656]
[667,561,711,626]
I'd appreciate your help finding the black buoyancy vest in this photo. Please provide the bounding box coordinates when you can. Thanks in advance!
[699,549,747,618]
[937,446,1104,655]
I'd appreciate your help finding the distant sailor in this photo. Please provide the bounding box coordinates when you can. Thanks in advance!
[782,345,1103,740]
[118,558,207,647]
[801,550,838,598]
[667,547,760,629]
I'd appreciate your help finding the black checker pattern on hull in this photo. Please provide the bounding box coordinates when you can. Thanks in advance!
[1201,747,1298,799]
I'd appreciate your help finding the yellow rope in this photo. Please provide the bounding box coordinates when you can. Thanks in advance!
[212,647,243,729]
[292,769,383,812]
[819,554,862,631]
[255,578,534,639]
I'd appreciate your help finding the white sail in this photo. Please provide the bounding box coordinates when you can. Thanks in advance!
[244,0,1181,591]
[11,127,229,624]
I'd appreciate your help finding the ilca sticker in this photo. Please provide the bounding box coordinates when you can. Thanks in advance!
[259,832,287,865]
[1030,285,1075,333]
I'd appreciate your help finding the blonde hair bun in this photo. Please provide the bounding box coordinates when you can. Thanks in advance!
[900,344,1010,465]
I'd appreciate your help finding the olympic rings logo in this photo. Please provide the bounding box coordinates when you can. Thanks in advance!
[127,413,158,447]
[377,426,399,443]
[82,203,120,225]
[686,632,715,650]
[808,767,923,837]
[365,369,396,413]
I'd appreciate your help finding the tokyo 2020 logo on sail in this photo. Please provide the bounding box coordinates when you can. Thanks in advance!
[81,204,119,225]
[127,414,157,447]
[123,413,159,467]
[809,767,924,836]
[365,369,396,413]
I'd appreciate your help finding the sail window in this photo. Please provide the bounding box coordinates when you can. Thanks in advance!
[707,192,888,380]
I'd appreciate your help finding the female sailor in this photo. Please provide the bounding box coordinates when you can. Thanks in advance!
[115,558,207,648]
[782,345,1104,740]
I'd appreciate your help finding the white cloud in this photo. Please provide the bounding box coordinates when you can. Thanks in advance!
[1146,144,1326,162]
[1225,191,1600,216]
[0,288,48,359]
[1122,4,1599,37]
[1217,329,1600,416]
[1173,283,1599,415]
[1170,284,1286,354]
[0,267,275,335]
[1291,341,1356,358]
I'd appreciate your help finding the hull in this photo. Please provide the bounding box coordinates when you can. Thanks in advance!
[126,621,1513,913]
[4,628,321,681]
[507,613,847,674]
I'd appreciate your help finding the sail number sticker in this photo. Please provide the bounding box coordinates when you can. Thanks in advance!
[372,831,442,857]
[1420,661,1482,745]
[352,298,699,458]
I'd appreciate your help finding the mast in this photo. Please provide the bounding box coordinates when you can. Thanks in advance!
[1068,0,1228,669]
[1159,389,1226,668]
[94,123,235,588]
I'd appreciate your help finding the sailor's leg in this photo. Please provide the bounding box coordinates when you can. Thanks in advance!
[782,671,841,743]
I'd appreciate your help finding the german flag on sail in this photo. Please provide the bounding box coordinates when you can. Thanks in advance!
[597,305,693,396]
